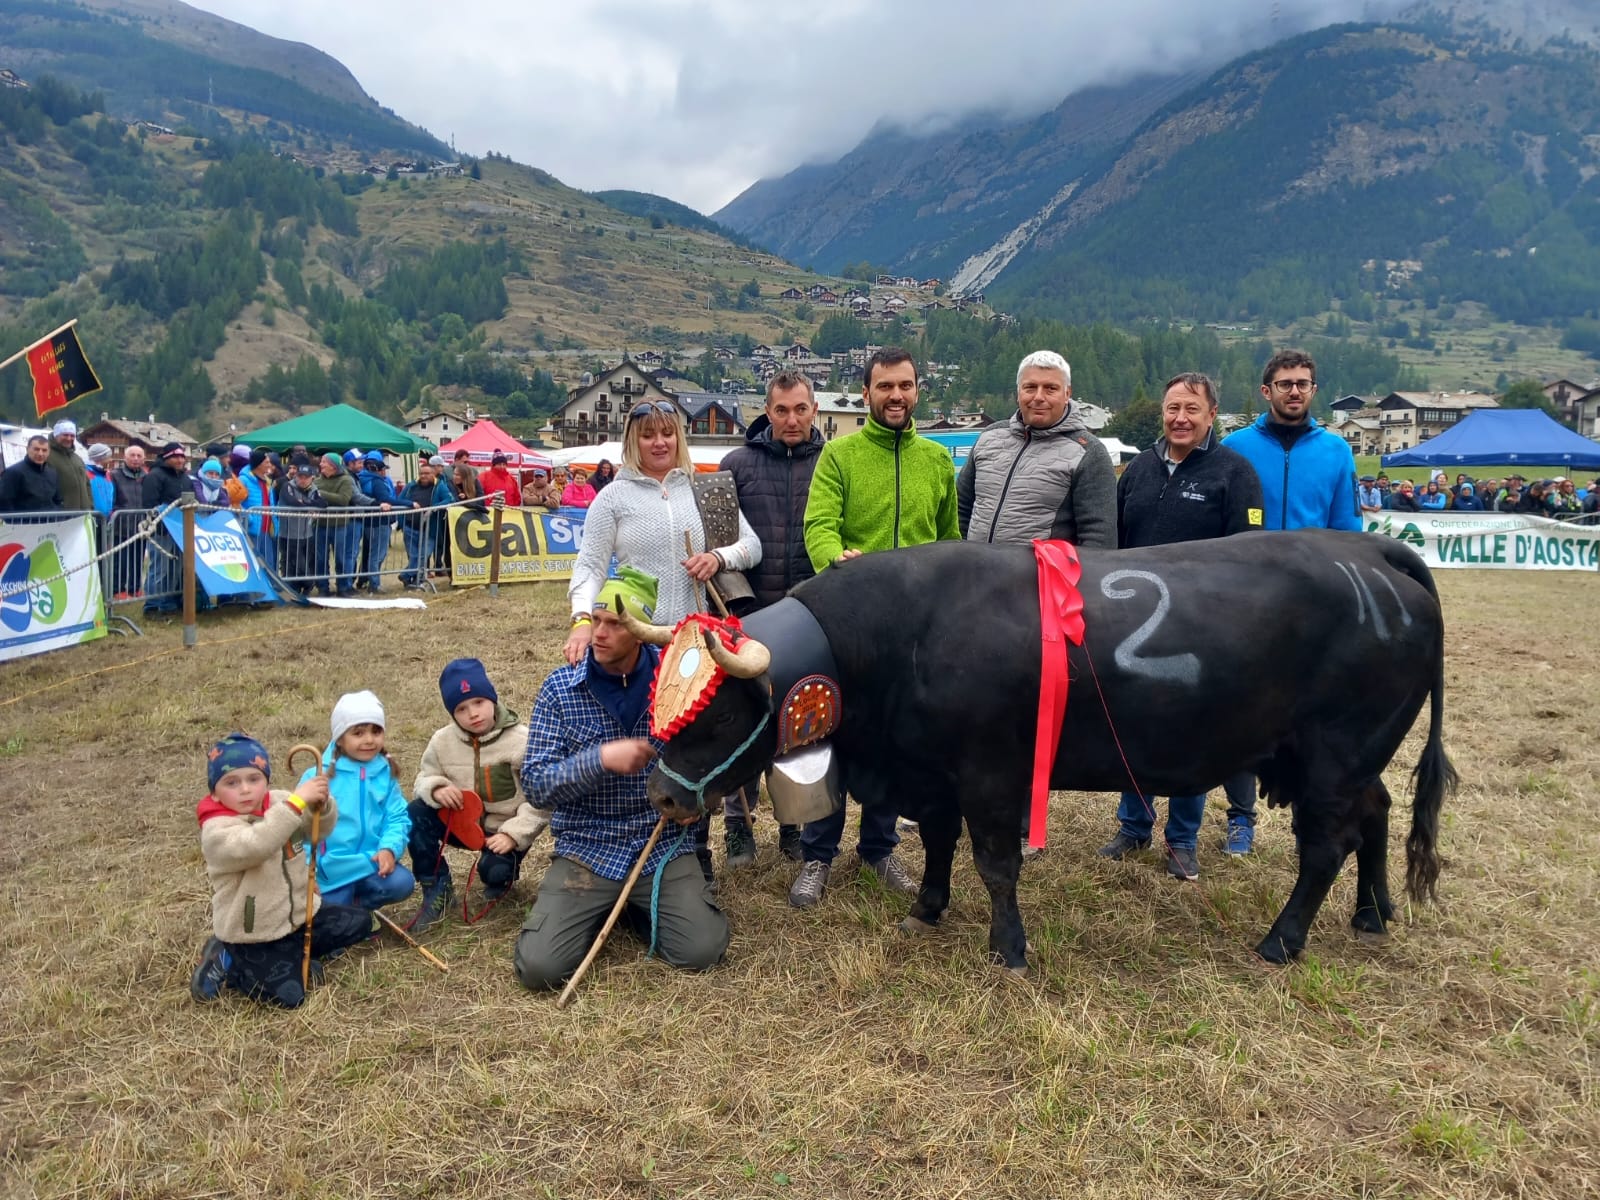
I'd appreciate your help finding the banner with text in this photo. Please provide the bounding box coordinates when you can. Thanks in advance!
[448,507,587,585]
[1365,510,1600,571]
[0,514,107,662]
[161,508,274,598]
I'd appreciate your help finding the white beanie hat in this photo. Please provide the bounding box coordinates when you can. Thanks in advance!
[331,690,385,745]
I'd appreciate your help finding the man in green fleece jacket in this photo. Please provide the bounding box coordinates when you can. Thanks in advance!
[791,347,959,909]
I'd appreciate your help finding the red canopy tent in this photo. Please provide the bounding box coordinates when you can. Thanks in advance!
[438,419,551,470]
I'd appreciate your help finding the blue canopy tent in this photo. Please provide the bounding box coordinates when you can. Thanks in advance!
[1382,409,1600,470]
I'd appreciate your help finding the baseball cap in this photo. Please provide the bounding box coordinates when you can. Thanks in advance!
[364,450,385,465]
[1359,475,1376,483]
[343,448,362,462]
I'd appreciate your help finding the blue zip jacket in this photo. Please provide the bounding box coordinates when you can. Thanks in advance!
[240,469,274,537]
[358,468,396,504]
[86,465,114,516]
[1222,415,1361,531]
[300,745,412,891]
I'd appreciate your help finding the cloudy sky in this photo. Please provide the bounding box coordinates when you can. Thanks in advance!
[198,0,1405,214]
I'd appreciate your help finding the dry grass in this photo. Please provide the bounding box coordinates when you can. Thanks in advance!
[1,572,1596,1199]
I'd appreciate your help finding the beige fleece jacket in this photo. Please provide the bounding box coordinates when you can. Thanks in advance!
[200,789,338,944]
[412,706,548,850]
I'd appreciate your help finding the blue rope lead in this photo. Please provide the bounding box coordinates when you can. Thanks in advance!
[647,823,694,958]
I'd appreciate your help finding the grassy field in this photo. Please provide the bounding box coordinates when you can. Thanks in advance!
[1,570,1596,1198]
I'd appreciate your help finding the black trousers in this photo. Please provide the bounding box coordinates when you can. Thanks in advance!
[407,798,525,890]
[223,903,373,1008]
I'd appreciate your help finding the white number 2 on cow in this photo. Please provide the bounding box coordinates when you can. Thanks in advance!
[1100,570,1201,686]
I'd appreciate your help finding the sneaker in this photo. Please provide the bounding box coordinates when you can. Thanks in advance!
[1098,831,1152,860]
[895,817,920,834]
[788,860,830,908]
[777,824,803,862]
[410,876,454,933]
[725,820,756,869]
[190,936,231,1002]
[1223,818,1255,857]
[1165,845,1200,881]
[864,852,919,898]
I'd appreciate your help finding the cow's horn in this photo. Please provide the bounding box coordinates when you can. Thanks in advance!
[619,607,674,646]
[704,627,770,679]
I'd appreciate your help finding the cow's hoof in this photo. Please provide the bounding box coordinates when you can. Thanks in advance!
[1350,910,1389,940]
[898,915,938,936]
[1254,936,1299,965]
[1002,964,1030,982]
[1353,929,1389,947]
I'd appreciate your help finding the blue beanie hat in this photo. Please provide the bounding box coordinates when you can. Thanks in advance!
[439,658,498,715]
[207,732,271,790]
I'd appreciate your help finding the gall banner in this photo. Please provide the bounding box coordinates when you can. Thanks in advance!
[0,514,107,662]
[161,509,274,598]
[1365,510,1600,571]
[446,507,587,585]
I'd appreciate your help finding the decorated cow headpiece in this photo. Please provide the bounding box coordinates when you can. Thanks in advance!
[619,610,772,738]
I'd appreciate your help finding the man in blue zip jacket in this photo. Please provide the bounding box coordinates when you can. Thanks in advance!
[1220,348,1361,855]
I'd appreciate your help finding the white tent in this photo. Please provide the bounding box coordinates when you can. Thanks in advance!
[1099,436,1141,463]
[547,441,733,471]
[1,422,89,468]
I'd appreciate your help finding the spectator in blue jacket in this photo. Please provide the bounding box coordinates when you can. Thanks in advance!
[85,444,116,516]
[356,450,397,590]
[1452,482,1485,511]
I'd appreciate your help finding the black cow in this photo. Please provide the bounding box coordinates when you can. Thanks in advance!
[634,530,1457,972]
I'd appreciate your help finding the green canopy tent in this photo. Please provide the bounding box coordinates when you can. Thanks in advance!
[242,404,435,455]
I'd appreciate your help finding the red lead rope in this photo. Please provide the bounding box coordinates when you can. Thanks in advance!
[1031,540,1085,850]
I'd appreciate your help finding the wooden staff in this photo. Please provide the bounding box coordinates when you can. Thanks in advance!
[372,909,450,973]
[556,815,667,1009]
[286,744,325,991]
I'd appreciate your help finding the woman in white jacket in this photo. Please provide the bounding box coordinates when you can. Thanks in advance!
[564,400,761,665]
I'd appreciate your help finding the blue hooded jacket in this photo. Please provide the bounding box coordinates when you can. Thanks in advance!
[300,745,411,891]
[1222,415,1361,531]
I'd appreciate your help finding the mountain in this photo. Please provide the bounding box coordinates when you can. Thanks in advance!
[588,189,748,242]
[0,0,447,156]
[716,2,1600,332]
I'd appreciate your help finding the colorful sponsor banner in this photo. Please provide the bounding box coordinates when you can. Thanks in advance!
[1365,510,1600,571]
[0,514,107,662]
[161,508,274,597]
[447,507,587,585]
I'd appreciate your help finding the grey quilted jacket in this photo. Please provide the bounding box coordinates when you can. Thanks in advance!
[956,407,1117,548]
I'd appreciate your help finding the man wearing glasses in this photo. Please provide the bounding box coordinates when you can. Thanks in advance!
[1218,350,1361,855]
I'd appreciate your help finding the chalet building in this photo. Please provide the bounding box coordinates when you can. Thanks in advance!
[80,416,199,463]
[813,289,839,307]
[633,350,666,369]
[847,295,872,314]
[920,279,940,291]
[778,287,804,301]
[551,358,679,447]
[1543,378,1600,433]
[842,287,866,301]
[875,274,896,286]
[712,346,736,362]
[402,405,478,446]
[675,393,747,445]
[1377,391,1500,454]
[1328,395,1383,456]
[783,342,814,361]
[883,296,908,313]
[751,344,776,360]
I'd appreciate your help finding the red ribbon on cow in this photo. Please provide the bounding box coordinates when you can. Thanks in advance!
[1031,539,1085,850]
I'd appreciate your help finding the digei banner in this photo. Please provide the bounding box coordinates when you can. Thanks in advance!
[447,508,587,585]
[161,508,274,598]
[1366,510,1600,571]
[0,515,107,662]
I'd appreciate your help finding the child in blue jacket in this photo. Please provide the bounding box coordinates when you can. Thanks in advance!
[300,690,414,910]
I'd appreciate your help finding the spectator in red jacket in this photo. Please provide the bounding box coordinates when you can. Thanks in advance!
[478,452,522,507]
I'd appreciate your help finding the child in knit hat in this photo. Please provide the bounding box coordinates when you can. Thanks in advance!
[408,659,548,931]
[298,691,415,912]
[191,733,374,1007]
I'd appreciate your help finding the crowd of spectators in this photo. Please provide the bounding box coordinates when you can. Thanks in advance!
[1357,469,1597,519]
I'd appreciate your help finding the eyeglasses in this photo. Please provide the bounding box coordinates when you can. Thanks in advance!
[1268,379,1317,394]
[627,401,679,421]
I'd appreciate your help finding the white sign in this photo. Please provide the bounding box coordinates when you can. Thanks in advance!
[1365,510,1600,571]
[0,514,108,661]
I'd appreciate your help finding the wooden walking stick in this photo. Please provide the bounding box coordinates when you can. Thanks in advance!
[371,909,451,973]
[684,533,752,824]
[556,815,668,1009]
[286,744,325,992]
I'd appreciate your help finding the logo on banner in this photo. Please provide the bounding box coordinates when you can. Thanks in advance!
[1367,516,1424,549]
[193,528,252,583]
[0,539,67,633]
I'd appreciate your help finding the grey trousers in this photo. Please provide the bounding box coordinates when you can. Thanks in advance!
[513,854,729,991]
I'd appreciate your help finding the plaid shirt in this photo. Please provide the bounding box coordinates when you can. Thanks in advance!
[520,646,686,881]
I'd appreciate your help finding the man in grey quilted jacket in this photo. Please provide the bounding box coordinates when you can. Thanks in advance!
[957,350,1117,549]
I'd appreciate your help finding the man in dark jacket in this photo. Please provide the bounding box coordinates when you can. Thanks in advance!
[141,443,194,613]
[1101,372,1265,881]
[720,370,825,864]
[46,419,93,513]
[0,435,62,516]
[109,443,148,597]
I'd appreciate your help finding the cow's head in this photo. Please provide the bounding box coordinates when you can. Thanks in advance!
[621,608,778,821]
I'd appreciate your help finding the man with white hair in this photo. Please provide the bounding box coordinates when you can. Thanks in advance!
[957,350,1117,548]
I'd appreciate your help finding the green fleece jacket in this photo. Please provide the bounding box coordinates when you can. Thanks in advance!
[803,414,960,571]
[412,705,548,850]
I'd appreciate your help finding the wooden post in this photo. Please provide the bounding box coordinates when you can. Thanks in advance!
[487,499,504,597]
[181,497,197,649]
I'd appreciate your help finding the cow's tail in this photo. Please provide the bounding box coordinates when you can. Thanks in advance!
[1382,540,1458,903]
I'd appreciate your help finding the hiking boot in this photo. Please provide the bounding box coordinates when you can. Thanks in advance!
[777,824,803,861]
[1166,845,1200,881]
[788,860,830,908]
[725,820,756,869]
[895,817,920,834]
[1098,831,1152,860]
[190,936,231,1002]
[411,876,454,934]
[1223,818,1255,856]
[865,852,919,898]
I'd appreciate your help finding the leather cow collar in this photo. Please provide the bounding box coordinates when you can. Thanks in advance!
[742,596,843,757]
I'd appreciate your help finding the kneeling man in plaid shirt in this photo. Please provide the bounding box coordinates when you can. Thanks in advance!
[514,567,729,990]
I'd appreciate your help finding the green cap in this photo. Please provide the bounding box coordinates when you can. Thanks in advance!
[594,565,659,622]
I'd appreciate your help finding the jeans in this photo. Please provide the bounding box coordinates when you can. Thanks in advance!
[221,903,374,1009]
[143,529,180,612]
[406,799,524,890]
[320,865,416,910]
[279,536,316,594]
[359,519,391,587]
[800,799,899,866]
[1223,771,1257,825]
[400,522,433,585]
[111,510,146,596]
[338,522,362,592]
[1117,791,1203,850]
